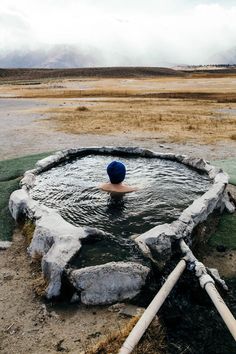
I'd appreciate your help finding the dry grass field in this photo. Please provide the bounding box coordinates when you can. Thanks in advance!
[0,70,236,145]
[46,96,236,143]
[14,75,236,145]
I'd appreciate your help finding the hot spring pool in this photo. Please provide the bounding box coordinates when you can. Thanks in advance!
[30,154,211,239]
[9,147,230,304]
[9,147,234,350]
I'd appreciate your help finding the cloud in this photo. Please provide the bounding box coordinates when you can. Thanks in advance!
[0,1,236,65]
[0,10,33,52]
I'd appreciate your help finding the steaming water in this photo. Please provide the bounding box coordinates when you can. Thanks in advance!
[30,155,211,266]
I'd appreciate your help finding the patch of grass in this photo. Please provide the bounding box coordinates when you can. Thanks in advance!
[0,179,21,241]
[76,106,89,111]
[86,316,166,354]
[0,152,52,241]
[32,276,49,297]
[230,133,236,140]
[22,221,36,246]
[208,213,236,250]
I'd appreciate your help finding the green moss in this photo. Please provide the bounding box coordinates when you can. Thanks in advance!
[0,152,52,240]
[208,213,236,250]
[211,158,236,186]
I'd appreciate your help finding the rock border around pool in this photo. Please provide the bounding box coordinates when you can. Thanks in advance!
[9,147,235,304]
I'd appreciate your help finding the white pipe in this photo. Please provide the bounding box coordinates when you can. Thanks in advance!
[180,239,236,341]
[119,259,186,354]
[205,282,236,341]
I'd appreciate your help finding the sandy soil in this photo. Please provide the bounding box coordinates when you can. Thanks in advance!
[0,230,130,354]
[0,74,235,353]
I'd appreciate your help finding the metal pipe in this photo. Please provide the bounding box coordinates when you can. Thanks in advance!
[119,259,186,354]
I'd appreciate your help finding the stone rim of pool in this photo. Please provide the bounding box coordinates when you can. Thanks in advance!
[9,146,234,305]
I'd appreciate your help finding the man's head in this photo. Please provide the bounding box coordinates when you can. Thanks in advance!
[107,161,126,184]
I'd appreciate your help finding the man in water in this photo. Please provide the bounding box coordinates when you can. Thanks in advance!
[100,160,137,193]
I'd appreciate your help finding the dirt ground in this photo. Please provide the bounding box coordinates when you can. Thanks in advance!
[0,73,236,353]
[0,230,131,354]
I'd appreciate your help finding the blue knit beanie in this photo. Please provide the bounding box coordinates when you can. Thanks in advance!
[107,161,126,184]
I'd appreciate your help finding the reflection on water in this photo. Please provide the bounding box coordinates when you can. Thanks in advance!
[31,155,211,239]
[106,193,125,219]
[72,232,148,268]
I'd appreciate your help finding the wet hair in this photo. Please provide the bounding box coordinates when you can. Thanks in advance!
[107,161,126,184]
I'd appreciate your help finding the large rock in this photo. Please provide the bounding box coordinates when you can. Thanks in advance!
[28,211,85,258]
[28,211,104,298]
[135,224,173,263]
[20,172,36,190]
[8,188,37,221]
[69,262,150,305]
[35,151,68,172]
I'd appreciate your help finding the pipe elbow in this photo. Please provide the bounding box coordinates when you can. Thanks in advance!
[199,274,215,289]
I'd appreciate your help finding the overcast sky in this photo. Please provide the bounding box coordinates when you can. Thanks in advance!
[1,0,236,65]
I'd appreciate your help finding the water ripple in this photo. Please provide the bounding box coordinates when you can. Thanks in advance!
[31,155,211,240]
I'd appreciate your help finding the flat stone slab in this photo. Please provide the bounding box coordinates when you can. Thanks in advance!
[69,262,150,305]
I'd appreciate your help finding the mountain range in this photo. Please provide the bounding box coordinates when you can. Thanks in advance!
[0,45,235,68]
[0,45,98,68]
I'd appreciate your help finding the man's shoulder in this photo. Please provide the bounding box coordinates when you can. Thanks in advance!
[122,185,138,193]
[100,183,112,192]
[100,183,138,193]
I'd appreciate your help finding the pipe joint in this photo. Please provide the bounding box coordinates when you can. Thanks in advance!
[194,261,206,277]
[199,274,215,289]
[183,257,195,271]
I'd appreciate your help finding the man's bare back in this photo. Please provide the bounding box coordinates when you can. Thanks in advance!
[100,182,137,193]
[99,160,137,194]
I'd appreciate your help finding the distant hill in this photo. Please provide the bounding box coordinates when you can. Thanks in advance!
[0,67,184,81]
[0,45,186,79]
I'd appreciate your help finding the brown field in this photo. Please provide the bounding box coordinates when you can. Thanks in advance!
[46,96,236,144]
[0,69,236,145]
